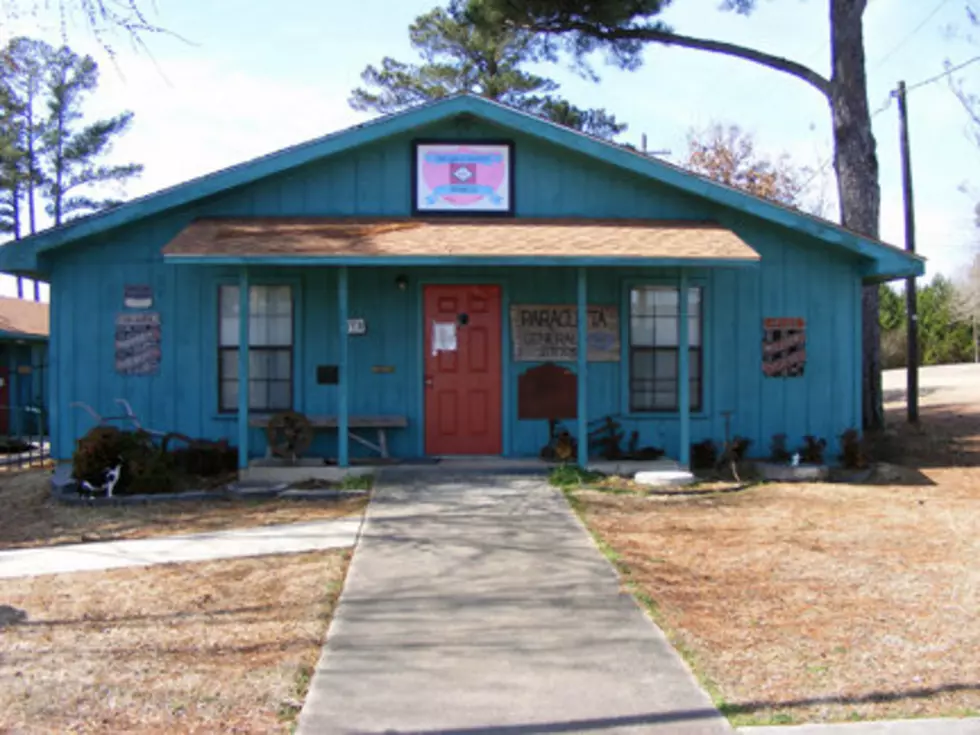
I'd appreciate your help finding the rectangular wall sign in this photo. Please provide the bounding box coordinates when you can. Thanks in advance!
[762,317,806,377]
[115,312,161,376]
[347,318,367,335]
[414,141,513,214]
[510,305,619,362]
[124,284,153,309]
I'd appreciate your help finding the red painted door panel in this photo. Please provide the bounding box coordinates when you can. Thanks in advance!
[424,285,502,455]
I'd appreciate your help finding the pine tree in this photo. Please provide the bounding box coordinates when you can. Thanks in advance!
[2,37,51,236]
[41,45,142,226]
[350,1,627,139]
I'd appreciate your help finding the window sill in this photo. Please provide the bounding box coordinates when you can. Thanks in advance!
[621,411,711,421]
[212,411,288,422]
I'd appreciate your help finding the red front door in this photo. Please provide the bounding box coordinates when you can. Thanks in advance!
[424,284,502,455]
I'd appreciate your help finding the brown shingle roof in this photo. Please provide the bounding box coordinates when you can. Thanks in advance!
[161,218,760,262]
[0,296,48,338]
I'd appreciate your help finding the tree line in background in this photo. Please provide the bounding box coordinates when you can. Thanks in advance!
[0,36,141,239]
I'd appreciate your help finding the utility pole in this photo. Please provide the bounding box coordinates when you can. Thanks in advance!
[896,81,919,423]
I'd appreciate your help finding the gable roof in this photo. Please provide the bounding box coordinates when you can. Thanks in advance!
[0,297,49,340]
[0,93,923,280]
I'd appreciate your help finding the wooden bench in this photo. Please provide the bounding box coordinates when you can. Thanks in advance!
[248,414,408,459]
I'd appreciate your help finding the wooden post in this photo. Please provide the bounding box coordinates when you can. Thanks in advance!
[577,267,588,468]
[678,271,691,467]
[897,80,919,424]
[237,267,250,470]
[338,266,350,468]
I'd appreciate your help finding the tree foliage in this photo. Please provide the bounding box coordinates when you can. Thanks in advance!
[685,123,809,207]
[879,278,975,369]
[0,36,141,237]
[350,1,627,139]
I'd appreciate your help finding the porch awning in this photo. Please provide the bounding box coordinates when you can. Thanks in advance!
[161,217,760,266]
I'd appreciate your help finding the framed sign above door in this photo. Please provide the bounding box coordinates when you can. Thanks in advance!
[412,141,514,215]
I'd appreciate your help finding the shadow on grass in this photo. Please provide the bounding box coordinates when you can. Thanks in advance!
[873,403,980,470]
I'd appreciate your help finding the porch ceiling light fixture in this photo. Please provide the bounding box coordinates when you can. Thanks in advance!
[395,274,409,291]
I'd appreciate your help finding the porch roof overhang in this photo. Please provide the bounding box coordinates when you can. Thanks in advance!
[161,217,762,268]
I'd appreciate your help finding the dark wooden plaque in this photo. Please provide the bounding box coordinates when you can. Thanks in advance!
[517,362,577,420]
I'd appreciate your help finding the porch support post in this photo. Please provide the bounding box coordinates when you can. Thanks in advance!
[678,270,691,467]
[237,267,250,470]
[337,266,350,468]
[576,267,588,468]
[8,348,19,437]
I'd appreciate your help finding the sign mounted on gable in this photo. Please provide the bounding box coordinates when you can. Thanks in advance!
[413,141,513,215]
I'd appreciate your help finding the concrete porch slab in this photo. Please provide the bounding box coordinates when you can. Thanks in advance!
[242,459,374,483]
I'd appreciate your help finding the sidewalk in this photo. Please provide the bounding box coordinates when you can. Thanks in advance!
[298,473,731,734]
[0,517,362,578]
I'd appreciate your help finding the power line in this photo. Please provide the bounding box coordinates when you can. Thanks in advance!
[873,0,952,69]
[799,55,980,196]
[906,54,980,92]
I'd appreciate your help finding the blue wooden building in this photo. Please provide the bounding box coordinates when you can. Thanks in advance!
[0,296,48,437]
[0,95,924,470]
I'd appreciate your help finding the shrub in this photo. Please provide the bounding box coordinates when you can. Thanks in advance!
[839,429,868,469]
[799,435,827,465]
[73,427,174,495]
[690,439,718,470]
[770,433,792,463]
[731,436,752,461]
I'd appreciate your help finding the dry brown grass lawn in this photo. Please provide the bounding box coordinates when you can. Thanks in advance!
[569,399,980,726]
[0,550,349,733]
[0,469,367,550]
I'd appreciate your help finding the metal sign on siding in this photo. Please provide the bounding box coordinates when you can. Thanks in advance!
[762,317,806,377]
[115,312,162,376]
[123,284,153,309]
[510,305,619,362]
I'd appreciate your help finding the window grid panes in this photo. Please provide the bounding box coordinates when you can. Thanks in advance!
[629,286,703,412]
[219,285,293,412]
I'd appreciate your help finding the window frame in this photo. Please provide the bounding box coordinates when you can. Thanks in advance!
[622,280,707,416]
[216,283,296,415]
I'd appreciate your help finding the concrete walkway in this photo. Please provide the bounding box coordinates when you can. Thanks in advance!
[0,517,362,578]
[740,719,980,735]
[298,473,730,735]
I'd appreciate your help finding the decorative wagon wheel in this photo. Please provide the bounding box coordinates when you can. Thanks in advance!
[265,411,314,459]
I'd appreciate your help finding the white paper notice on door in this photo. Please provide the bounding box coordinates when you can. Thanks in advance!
[432,321,458,355]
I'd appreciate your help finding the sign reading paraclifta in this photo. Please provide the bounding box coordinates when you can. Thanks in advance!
[510,305,619,362]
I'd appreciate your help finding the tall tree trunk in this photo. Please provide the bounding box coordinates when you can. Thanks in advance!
[11,180,21,240]
[26,97,36,236]
[830,0,882,429]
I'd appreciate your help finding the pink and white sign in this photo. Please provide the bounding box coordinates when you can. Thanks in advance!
[414,143,512,213]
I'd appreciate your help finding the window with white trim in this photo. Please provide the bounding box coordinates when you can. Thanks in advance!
[218,285,293,412]
[629,286,703,412]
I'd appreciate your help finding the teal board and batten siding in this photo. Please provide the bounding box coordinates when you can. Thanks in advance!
[45,117,863,460]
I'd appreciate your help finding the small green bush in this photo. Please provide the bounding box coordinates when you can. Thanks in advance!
[548,464,603,489]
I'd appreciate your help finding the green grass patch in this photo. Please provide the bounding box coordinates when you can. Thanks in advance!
[338,473,374,491]
[548,464,604,489]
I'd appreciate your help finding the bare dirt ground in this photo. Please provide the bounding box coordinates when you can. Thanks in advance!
[0,470,367,550]
[569,365,980,726]
[0,550,350,734]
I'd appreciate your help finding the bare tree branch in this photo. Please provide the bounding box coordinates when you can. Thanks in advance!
[532,20,832,96]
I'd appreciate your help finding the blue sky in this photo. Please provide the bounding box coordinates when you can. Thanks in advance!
[2,0,977,300]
